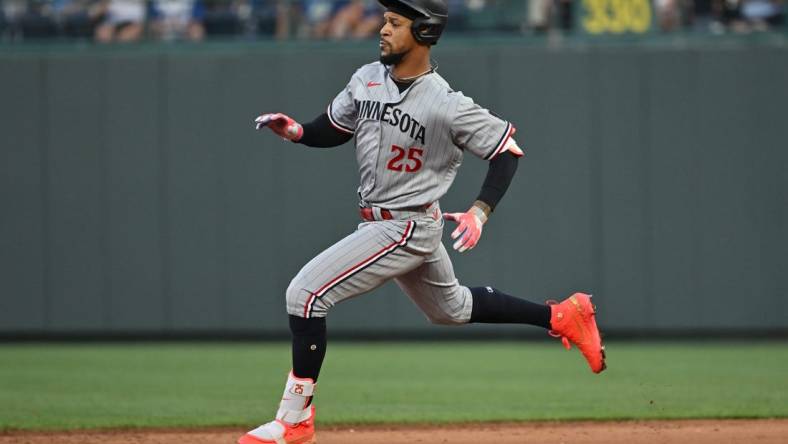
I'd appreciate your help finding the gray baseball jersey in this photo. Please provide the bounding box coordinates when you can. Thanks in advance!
[327,61,514,210]
[286,61,515,321]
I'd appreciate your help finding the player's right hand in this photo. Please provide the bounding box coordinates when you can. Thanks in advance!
[443,206,488,253]
[254,113,303,142]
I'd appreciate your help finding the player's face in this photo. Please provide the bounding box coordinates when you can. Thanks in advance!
[379,12,415,65]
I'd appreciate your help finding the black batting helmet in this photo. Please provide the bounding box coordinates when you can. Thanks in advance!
[379,0,448,45]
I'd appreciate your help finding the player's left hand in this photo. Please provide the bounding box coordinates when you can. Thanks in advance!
[443,206,488,253]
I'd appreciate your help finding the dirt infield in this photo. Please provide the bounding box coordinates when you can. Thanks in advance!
[2,419,786,444]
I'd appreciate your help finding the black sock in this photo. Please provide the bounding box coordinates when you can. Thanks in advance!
[469,287,551,329]
[289,315,327,382]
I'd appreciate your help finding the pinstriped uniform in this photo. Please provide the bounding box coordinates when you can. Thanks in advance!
[286,61,514,323]
[328,62,514,209]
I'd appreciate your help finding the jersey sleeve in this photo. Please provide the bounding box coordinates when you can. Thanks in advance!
[450,93,514,160]
[327,78,358,135]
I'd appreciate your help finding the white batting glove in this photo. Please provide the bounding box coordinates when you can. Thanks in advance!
[443,204,489,253]
[490,127,524,159]
[503,137,524,157]
[254,113,303,142]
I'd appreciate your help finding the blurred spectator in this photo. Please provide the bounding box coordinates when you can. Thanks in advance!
[250,0,292,39]
[741,0,784,29]
[250,0,276,36]
[656,0,683,31]
[149,0,205,41]
[528,0,549,32]
[442,0,469,32]
[94,0,146,43]
[329,0,382,39]
[300,0,338,38]
[690,0,716,31]
[17,0,58,39]
[54,0,105,39]
[555,0,572,31]
[201,0,243,37]
[1,0,25,40]
[527,0,571,33]
[712,0,749,32]
[0,0,780,43]
[708,0,785,32]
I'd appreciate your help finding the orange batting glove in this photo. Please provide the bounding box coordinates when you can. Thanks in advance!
[443,203,489,253]
[254,113,303,142]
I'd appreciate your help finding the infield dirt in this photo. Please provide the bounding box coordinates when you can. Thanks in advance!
[2,419,786,444]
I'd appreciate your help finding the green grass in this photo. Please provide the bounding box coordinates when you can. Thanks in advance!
[0,341,786,430]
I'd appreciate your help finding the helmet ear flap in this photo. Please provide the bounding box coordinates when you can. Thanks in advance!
[381,0,447,44]
[411,17,428,44]
[411,16,443,45]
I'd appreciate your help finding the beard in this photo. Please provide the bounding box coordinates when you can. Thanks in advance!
[380,49,406,66]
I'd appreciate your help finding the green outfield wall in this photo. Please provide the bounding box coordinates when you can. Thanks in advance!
[1,39,786,337]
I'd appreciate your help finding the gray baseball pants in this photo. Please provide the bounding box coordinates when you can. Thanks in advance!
[285,203,473,324]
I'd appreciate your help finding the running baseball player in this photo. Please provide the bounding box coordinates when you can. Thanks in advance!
[240,1,606,443]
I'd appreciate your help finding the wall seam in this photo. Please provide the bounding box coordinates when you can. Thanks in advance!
[99,56,112,330]
[39,57,52,330]
[157,54,172,332]
[587,49,605,303]
[640,53,654,327]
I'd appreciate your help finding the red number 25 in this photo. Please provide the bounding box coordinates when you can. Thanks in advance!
[386,145,423,172]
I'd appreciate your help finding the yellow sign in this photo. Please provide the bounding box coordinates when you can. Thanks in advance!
[582,0,653,34]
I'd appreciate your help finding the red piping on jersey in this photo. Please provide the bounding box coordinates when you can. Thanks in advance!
[487,123,515,160]
[326,103,355,134]
[303,221,415,318]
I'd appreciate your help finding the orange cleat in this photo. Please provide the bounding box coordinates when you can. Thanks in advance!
[238,406,316,444]
[548,293,607,373]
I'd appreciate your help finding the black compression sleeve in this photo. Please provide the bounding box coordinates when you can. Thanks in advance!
[297,113,354,148]
[476,151,519,211]
[290,315,327,381]
[469,287,551,328]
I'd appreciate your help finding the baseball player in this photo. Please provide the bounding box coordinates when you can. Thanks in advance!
[240,1,605,443]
